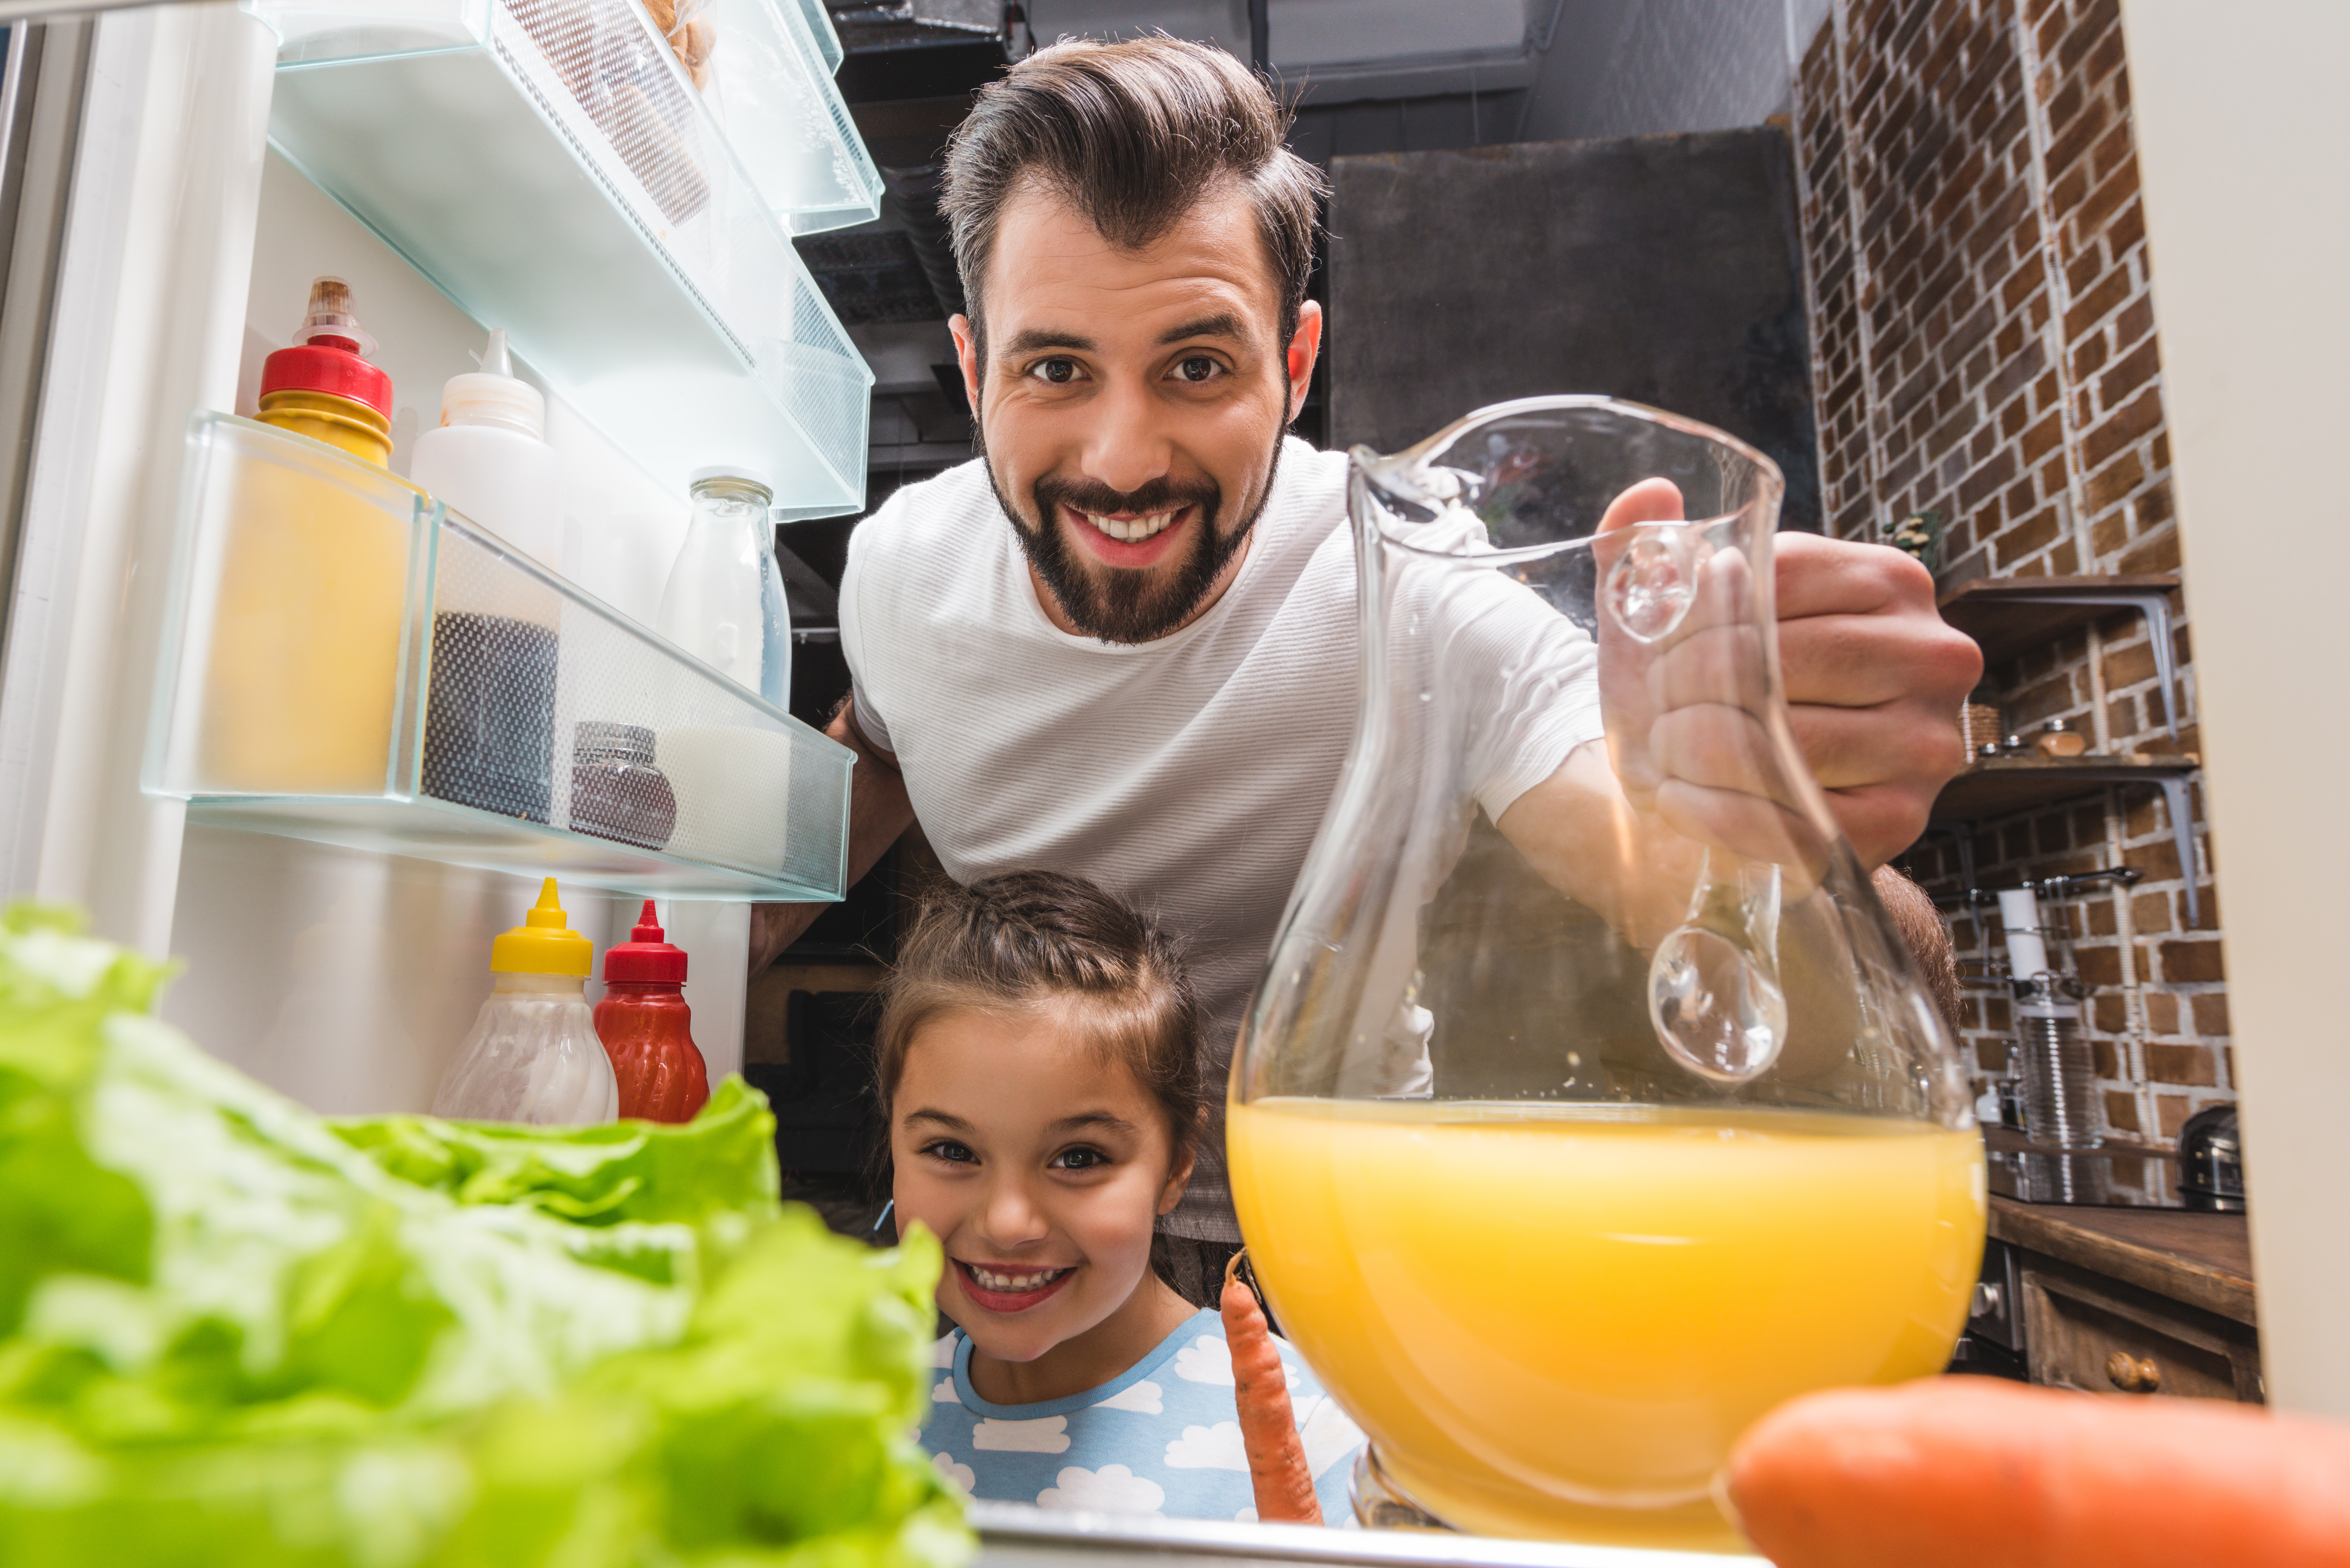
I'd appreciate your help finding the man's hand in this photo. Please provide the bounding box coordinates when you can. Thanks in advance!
[747,697,917,973]
[1773,533,1980,867]
[1591,479,1979,873]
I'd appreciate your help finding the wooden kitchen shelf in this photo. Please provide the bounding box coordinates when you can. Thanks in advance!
[1929,756,2201,923]
[146,414,853,901]
[1938,573,2183,735]
[1933,755,2196,818]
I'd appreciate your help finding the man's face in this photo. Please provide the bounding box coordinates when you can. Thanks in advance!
[951,181,1322,644]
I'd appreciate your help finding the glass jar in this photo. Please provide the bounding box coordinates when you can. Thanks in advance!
[569,721,677,850]
[656,467,789,707]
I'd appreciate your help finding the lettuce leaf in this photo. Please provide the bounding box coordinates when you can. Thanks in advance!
[0,906,967,1568]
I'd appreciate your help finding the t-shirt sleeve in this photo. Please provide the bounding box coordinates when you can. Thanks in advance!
[836,512,895,756]
[1444,572,1605,822]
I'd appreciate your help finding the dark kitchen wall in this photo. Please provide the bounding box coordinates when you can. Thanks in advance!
[1325,128,1823,531]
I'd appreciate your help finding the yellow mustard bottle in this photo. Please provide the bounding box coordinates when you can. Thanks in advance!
[200,277,418,794]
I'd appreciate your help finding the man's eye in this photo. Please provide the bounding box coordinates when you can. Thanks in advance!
[1172,355,1221,384]
[924,1140,976,1164]
[1029,358,1081,385]
[1052,1146,1109,1171]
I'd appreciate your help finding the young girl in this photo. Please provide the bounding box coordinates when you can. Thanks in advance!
[878,871,1363,1522]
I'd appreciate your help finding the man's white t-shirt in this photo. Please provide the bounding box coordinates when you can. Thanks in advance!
[840,438,1599,1240]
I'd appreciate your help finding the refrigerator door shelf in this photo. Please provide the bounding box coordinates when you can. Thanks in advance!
[146,412,853,903]
[262,0,879,229]
[259,0,874,510]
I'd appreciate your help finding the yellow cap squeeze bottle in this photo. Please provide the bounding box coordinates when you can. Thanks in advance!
[430,879,617,1125]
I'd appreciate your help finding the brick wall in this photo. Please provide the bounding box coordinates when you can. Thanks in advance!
[1794,0,2226,1144]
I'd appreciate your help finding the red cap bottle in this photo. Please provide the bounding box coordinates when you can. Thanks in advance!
[256,276,397,467]
[594,901,709,1122]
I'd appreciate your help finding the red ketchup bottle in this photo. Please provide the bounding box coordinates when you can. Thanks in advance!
[594,901,710,1122]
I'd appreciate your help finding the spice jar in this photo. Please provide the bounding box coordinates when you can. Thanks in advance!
[569,721,677,850]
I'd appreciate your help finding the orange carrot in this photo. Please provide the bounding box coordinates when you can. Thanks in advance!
[1221,1250,1323,1525]
[1726,1378,2350,1568]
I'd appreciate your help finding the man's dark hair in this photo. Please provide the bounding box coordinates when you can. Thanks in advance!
[939,35,1327,368]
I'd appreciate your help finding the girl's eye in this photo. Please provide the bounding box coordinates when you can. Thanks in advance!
[923,1140,976,1165]
[1051,1146,1110,1171]
[1029,357,1081,385]
[1171,355,1222,384]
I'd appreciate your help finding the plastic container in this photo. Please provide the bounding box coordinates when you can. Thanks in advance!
[414,327,565,824]
[656,465,789,706]
[569,720,677,849]
[409,326,563,569]
[432,878,619,1124]
[200,278,413,793]
[594,899,709,1122]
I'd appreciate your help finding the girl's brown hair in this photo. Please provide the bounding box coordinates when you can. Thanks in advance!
[875,871,1205,1165]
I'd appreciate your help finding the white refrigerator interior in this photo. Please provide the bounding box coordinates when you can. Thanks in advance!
[0,0,865,1113]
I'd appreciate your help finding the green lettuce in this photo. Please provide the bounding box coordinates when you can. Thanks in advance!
[0,906,966,1568]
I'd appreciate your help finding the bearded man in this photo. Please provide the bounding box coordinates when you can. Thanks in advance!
[752,36,1981,1295]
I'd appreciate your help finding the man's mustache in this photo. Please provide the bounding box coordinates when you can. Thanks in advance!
[1033,476,1220,520]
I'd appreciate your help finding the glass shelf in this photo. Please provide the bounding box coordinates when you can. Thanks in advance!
[701,0,881,233]
[254,0,874,513]
[146,413,854,902]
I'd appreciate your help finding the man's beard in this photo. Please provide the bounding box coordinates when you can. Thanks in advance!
[986,436,1285,645]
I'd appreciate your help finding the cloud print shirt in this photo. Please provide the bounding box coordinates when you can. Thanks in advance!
[922,1309,1364,1521]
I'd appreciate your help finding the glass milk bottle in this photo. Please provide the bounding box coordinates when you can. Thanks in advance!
[656,465,789,706]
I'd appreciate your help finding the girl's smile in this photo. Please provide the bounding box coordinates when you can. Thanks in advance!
[954,1259,1078,1312]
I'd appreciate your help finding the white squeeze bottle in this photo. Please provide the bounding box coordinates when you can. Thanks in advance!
[409,326,562,569]
[430,878,618,1125]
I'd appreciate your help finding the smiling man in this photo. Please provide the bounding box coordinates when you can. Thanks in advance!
[752,37,1981,1295]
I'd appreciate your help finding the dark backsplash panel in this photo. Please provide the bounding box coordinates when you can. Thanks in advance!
[1326,127,1822,532]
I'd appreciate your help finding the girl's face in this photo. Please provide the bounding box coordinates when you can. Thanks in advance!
[891,1002,1192,1366]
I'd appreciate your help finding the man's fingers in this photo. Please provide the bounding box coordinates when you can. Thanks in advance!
[1814,780,1946,871]
[1647,620,1772,713]
[1775,537,1982,709]
[1647,705,1806,812]
[1596,476,1687,537]
[1773,531,1934,619]
[1783,701,1972,795]
[1654,780,1832,881]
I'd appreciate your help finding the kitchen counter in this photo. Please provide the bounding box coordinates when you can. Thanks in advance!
[1988,1195,2255,1326]
[1984,1184,2262,1401]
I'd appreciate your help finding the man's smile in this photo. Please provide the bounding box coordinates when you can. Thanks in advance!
[1065,501,1194,568]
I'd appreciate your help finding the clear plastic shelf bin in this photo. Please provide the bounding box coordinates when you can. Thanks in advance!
[146,412,853,902]
[701,0,881,233]
[254,0,875,510]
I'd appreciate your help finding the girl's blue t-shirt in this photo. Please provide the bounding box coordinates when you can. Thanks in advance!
[921,1307,1364,1522]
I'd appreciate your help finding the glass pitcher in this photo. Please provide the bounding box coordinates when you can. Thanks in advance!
[1226,397,1984,1551]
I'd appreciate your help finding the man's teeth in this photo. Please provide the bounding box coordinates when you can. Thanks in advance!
[1084,510,1176,542]
[968,1263,1069,1293]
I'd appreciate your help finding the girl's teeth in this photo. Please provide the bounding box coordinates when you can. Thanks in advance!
[969,1264,1067,1293]
[1084,510,1175,542]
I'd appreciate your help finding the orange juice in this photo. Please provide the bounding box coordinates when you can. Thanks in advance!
[1226,1098,1985,1550]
